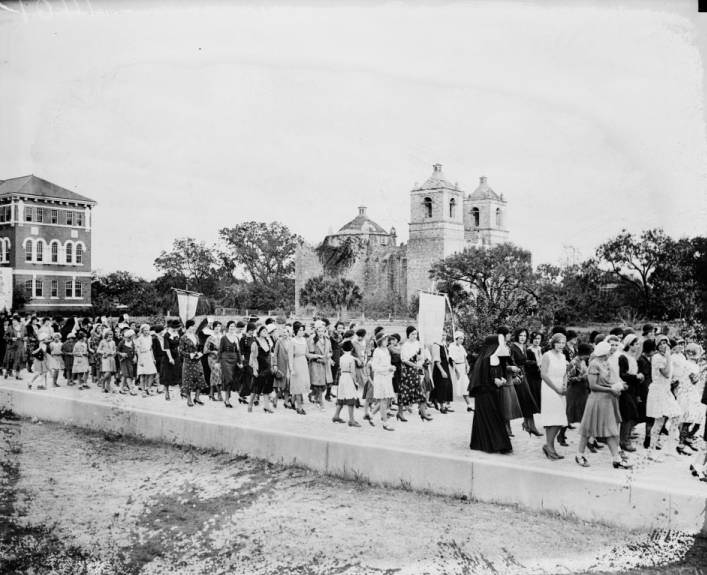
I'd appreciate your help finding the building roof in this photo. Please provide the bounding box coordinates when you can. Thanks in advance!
[0,175,96,205]
[337,206,389,235]
[468,176,501,201]
[414,163,459,191]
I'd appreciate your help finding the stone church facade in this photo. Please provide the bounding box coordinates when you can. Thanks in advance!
[294,164,509,314]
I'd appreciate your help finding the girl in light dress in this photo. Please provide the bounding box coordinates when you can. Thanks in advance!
[117,329,138,395]
[448,331,472,411]
[47,333,65,388]
[646,335,682,462]
[680,343,705,457]
[538,333,568,460]
[97,330,117,393]
[288,321,310,415]
[331,340,361,427]
[72,331,91,389]
[28,334,50,390]
[370,333,396,431]
[136,324,157,398]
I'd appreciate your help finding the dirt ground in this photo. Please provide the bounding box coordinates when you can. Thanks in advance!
[0,414,705,575]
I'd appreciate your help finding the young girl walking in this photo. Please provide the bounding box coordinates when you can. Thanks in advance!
[331,340,361,427]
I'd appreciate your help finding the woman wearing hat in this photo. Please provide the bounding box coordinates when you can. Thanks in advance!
[249,325,275,414]
[448,331,473,412]
[468,335,512,454]
[179,319,206,407]
[575,340,631,469]
[3,317,25,380]
[430,331,454,414]
[136,324,158,398]
[288,321,310,415]
[219,321,242,408]
[370,332,396,431]
[117,329,137,395]
[538,332,569,459]
[203,321,223,402]
[307,322,332,410]
[47,332,65,389]
[617,334,643,453]
[97,330,117,393]
[645,335,681,461]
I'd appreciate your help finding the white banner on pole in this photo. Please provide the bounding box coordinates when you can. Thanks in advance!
[0,268,12,312]
[417,291,446,346]
[175,289,201,324]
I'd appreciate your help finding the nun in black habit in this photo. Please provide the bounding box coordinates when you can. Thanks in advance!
[469,335,513,454]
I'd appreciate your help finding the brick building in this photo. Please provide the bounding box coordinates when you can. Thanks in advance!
[295,164,509,313]
[0,175,96,313]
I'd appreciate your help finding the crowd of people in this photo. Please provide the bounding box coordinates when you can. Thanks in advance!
[2,312,706,481]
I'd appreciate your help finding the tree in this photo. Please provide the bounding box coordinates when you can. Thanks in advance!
[153,237,220,294]
[91,271,165,316]
[430,243,537,351]
[299,275,362,315]
[219,222,301,285]
[595,229,671,315]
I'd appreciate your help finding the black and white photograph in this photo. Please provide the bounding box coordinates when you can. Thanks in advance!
[1,0,707,573]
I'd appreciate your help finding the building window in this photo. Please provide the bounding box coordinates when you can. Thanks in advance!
[35,279,43,298]
[66,211,73,226]
[423,197,432,218]
[25,240,33,262]
[51,242,59,263]
[36,208,43,223]
[51,209,58,224]
[36,241,43,262]
[0,205,11,222]
[76,211,84,226]
[25,280,33,296]
[25,206,32,222]
[74,281,82,298]
[471,207,480,227]
[65,280,73,298]
[65,243,73,264]
[76,244,83,264]
[495,208,502,227]
[449,198,456,218]
[0,238,9,263]
[51,280,58,298]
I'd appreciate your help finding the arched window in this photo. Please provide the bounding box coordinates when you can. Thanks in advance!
[76,243,84,265]
[65,242,73,264]
[25,240,33,262]
[471,207,480,227]
[496,208,502,227]
[423,197,432,218]
[36,241,43,263]
[51,241,59,263]
[449,198,456,218]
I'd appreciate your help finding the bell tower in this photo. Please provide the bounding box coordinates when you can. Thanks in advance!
[464,176,509,246]
[406,164,465,301]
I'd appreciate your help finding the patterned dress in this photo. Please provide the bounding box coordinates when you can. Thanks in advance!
[204,334,223,388]
[398,340,425,407]
[179,334,205,394]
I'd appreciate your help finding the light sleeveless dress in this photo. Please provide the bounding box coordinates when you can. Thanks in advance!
[536,350,568,428]
[646,353,681,419]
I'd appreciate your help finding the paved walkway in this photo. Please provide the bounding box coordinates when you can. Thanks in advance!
[2,373,704,500]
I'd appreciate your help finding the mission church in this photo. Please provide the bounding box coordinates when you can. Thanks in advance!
[294,164,509,313]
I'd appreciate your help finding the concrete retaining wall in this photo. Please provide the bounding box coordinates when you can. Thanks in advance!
[2,387,705,535]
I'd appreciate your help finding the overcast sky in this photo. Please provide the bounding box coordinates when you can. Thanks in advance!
[1,0,706,278]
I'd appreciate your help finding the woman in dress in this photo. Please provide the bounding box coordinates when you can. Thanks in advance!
[47,332,65,388]
[136,324,157,397]
[239,323,256,404]
[288,321,310,415]
[179,319,205,407]
[538,333,569,460]
[249,325,275,413]
[388,333,402,399]
[307,322,332,410]
[204,321,223,402]
[646,335,682,461]
[88,324,104,384]
[679,343,704,454]
[62,333,75,383]
[566,343,595,446]
[272,325,292,409]
[72,330,90,389]
[219,321,242,408]
[574,341,631,469]
[525,331,543,410]
[638,339,655,447]
[617,334,643,453]
[371,332,396,431]
[331,340,360,427]
[117,329,137,395]
[25,317,39,374]
[160,319,182,401]
[449,331,472,412]
[398,327,433,422]
[431,334,454,414]
[496,330,522,437]
[4,318,25,379]
[509,328,541,436]
[469,335,513,454]
[97,330,117,393]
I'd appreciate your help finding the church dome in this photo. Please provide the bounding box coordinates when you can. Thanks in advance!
[336,206,389,236]
[468,176,501,201]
